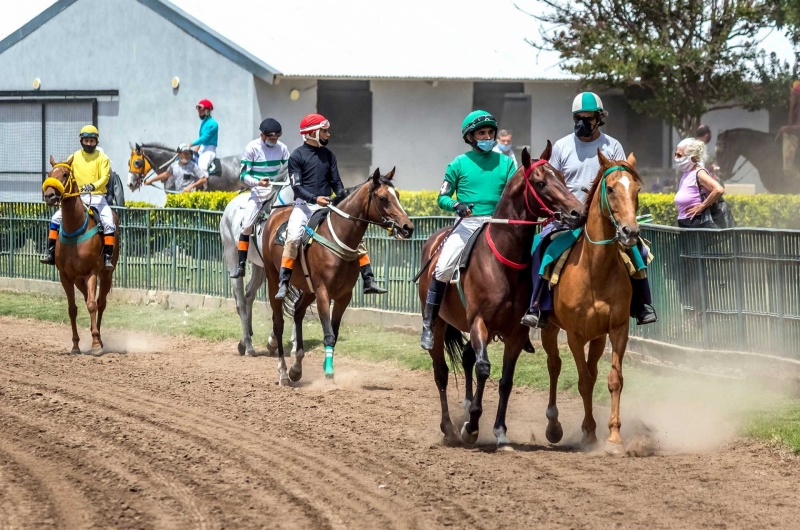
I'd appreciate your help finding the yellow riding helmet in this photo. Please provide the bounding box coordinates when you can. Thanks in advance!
[79,125,99,139]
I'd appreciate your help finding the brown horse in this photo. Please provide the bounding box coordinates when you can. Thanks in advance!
[263,168,414,385]
[417,143,585,447]
[541,151,642,455]
[43,156,120,355]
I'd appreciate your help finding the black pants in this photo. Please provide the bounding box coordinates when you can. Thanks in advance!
[678,216,716,229]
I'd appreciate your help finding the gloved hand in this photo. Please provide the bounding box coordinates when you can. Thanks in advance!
[454,202,472,218]
[81,184,95,193]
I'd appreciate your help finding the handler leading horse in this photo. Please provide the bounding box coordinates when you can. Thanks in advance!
[42,156,119,355]
[418,144,584,447]
[542,151,642,454]
[263,168,413,385]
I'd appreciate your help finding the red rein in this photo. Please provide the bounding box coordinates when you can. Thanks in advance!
[485,159,552,270]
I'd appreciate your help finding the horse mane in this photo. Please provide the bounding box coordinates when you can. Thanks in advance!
[140,142,175,151]
[332,176,395,206]
[584,162,642,209]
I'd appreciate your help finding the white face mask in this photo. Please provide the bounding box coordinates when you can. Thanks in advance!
[674,155,695,172]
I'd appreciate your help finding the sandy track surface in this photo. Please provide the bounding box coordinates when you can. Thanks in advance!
[0,316,797,529]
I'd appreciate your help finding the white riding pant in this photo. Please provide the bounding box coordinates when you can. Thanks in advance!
[51,193,116,234]
[286,200,321,243]
[240,185,276,236]
[433,216,488,283]
[197,145,216,175]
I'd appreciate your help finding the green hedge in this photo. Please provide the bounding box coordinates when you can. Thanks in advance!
[118,190,800,230]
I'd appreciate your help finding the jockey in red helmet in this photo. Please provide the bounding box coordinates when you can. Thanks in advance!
[190,99,218,177]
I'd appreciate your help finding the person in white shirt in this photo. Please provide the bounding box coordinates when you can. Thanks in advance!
[492,129,518,170]
[144,144,207,192]
[230,118,290,278]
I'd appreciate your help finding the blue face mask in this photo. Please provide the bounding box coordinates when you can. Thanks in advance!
[497,142,512,153]
[476,139,496,152]
[265,140,277,147]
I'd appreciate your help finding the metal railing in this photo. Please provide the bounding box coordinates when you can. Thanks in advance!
[1,203,797,359]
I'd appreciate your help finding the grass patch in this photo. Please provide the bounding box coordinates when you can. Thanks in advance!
[1,288,798,453]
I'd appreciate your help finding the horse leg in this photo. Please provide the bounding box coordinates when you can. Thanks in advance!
[266,272,289,386]
[493,332,526,449]
[606,326,628,454]
[315,287,336,379]
[461,317,490,445]
[430,317,457,444]
[60,272,80,355]
[289,293,314,383]
[461,342,476,413]
[242,265,265,356]
[330,292,351,345]
[542,323,564,444]
[566,333,596,447]
[96,271,113,348]
[84,274,102,355]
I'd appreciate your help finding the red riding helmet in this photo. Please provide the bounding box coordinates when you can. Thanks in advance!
[196,99,214,110]
[300,113,330,134]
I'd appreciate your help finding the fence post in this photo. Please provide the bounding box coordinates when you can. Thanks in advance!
[146,209,151,289]
[8,208,14,278]
[171,210,177,291]
[775,232,786,354]
[732,231,745,349]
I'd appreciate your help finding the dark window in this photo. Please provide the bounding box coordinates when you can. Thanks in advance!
[472,82,531,149]
[317,80,372,185]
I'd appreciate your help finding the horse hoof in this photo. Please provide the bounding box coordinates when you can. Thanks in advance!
[497,443,515,452]
[460,422,479,445]
[70,348,81,355]
[605,440,625,456]
[278,377,289,387]
[546,422,564,444]
[325,373,335,381]
[288,366,302,382]
[237,341,246,356]
[91,345,103,356]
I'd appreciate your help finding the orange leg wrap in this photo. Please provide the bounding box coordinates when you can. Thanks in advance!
[48,230,58,240]
[359,254,370,267]
[237,240,249,251]
[103,235,115,246]
[281,257,295,269]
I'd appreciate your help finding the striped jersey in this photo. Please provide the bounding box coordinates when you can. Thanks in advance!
[240,138,290,191]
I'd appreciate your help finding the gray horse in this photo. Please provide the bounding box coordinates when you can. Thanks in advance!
[126,142,245,192]
[716,129,800,194]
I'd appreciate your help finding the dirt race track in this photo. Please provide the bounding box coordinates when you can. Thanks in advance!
[0,316,798,529]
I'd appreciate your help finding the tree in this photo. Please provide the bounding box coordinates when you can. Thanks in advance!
[774,0,800,44]
[527,0,798,137]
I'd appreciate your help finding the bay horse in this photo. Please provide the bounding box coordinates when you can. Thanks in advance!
[263,168,414,385]
[418,143,585,447]
[715,128,800,194]
[42,156,120,355]
[126,143,244,192]
[541,151,642,455]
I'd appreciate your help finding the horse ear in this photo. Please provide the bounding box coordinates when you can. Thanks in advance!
[539,140,552,162]
[626,152,637,167]
[49,155,56,167]
[66,155,74,165]
[385,166,396,180]
[135,143,141,150]
[371,167,381,185]
[597,149,611,168]
[522,147,531,168]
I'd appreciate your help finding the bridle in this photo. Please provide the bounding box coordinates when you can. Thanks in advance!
[327,179,404,236]
[129,148,153,188]
[42,163,80,203]
[584,165,632,245]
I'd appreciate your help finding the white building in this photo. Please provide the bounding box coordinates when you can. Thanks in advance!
[0,0,784,203]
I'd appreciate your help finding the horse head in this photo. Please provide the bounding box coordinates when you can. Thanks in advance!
[519,142,585,228]
[366,167,415,239]
[43,155,77,206]
[127,143,153,191]
[714,130,735,182]
[593,151,642,249]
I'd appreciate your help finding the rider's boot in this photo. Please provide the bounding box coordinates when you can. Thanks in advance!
[102,234,115,271]
[360,259,387,294]
[521,308,550,329]
[420,279,447,351]
[274,265,294,300]
[39,228,57,265]
[635,304,658,325]
[230,234,249,278]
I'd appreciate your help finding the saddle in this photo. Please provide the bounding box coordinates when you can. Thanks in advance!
[457,224,487,273]
[207,157,222,177]
[273,208,329,248]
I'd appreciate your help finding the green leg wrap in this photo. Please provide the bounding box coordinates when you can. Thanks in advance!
[323,346,334,377]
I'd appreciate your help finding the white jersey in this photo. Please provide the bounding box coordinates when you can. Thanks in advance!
[240,138,290,200]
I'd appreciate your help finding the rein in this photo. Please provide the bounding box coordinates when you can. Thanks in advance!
[584,165,627,246]
[485,159,553,269]
[43,163,82,200]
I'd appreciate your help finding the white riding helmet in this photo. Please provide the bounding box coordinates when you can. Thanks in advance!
[572,92,608,117]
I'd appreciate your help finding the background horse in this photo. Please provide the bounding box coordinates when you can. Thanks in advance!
[541,152,642,455]
[43,156,120,355]
[219,185,296,357]
[126,143,244,192]
[715,128,800,194]
[263,168,414,385]
[418,144,584,447]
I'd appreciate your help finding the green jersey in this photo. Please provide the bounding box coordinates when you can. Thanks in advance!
[437,150,517,217]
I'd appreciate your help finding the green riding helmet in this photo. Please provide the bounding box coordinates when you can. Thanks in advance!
[461,110,498,144]
[572,92,608,117]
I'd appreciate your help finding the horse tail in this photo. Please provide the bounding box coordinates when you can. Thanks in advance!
[282,285,302,319]
[443,324,466,375]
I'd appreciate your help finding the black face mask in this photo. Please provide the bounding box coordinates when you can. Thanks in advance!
[82,144,97,154]
[319,138,329,146]
[574,118,596,138]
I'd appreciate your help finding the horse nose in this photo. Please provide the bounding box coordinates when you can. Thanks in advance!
[569,208,582,220]
[621,225,640,240]
[402,223,414,238]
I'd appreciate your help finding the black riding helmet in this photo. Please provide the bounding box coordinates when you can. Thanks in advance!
[259,118,282,136]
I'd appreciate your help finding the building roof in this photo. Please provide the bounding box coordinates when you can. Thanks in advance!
[1,0,574,81]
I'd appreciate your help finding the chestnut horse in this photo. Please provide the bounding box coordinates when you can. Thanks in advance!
[43,156,119,355]
[541,151,642,455]
[418,143,585,447]
[263,168,414,385]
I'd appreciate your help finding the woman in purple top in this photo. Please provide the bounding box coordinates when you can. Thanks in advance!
[673,138,724,228]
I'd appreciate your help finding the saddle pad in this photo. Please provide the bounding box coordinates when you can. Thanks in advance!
[273,207,330,247]
[207,158,223,176]
[457,223,488,271]
[545,237,654,286]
